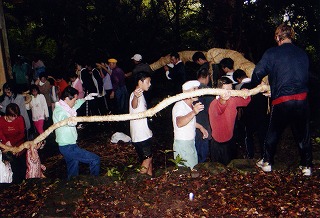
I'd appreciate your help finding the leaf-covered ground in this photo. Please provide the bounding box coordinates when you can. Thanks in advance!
[0,107,320,217]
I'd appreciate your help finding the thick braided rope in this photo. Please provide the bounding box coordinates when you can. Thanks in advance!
[0,85,269,153]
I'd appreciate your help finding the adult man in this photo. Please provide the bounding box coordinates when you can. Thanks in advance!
[233,69,269,159]
[125,54,153,78]
[108,58,128,114]
[192,51,210,76]
[125,54,153,104]
[79,62,105,116]
[251,24,312,176]
[172,80,208,169]
[195,69,214,162]
[164,52,186,95]
[53,86,100,179]
[87,63,108,115]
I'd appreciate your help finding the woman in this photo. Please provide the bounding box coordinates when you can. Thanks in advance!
[0,81,31,131]
[0,103,27,183]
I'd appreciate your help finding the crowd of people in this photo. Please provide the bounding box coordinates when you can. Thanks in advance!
[0,23,313,183]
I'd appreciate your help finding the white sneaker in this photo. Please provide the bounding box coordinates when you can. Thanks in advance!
[256,159,264,168]
[301,167,311,176]
[256,159,272,172]
[261,162,272,172]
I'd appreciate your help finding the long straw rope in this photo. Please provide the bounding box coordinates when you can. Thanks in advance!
[0,85,269,154]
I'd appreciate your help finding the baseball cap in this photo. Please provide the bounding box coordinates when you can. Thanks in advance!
[131,54,142,62]
[108,58,117,63]
[182,80,200,91]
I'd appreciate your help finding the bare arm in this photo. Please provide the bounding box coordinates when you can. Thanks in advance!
[176,102,204,127]
[196,123,209,139]
[131,88,143,109]
[176,111,196,127]
[96,63,112,75]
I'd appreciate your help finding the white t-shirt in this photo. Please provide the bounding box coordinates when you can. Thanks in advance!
[27,94,49,121]
[172,100,196,140]
[129,92,152,142]
[222,72,237,84]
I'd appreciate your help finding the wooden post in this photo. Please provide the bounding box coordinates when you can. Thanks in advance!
[0,0,11,92]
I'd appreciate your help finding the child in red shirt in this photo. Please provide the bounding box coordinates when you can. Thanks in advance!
[208,77,250,165]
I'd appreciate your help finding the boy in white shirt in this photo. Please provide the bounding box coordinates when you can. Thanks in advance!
[129,72,153,176]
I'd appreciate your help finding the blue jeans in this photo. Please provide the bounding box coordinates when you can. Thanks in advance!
[195,135,209,163]
[115,86,128,114]
[59,144,100,179]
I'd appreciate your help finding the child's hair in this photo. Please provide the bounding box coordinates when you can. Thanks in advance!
[5,103,21,117]
[134,71,151,86]
[197,68,209,79]
[2,81,17,96]
[39,72,48,79]
[60,86,79,100]
[30,84,40,94]
[47,77,56,86]
[68,72,78,79]
[217,77,233,88]
[232,69,247,82]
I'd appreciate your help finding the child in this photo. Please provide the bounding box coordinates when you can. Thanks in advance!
[129,71,153,176]
[26,142,46,179]
[48,77,59,112]
[0,149,13,183]
[208,77,250,165]
[27,84,49,136]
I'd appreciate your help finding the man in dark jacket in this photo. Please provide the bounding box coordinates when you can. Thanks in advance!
[251,23,312,176]
[164,52,186,95]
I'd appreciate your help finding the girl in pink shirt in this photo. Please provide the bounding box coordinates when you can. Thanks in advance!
[26,142,46,179]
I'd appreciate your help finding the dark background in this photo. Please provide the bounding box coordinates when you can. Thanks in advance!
[3,0,320,126]
[3,0,319,74]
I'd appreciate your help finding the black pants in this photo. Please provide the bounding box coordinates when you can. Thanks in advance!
[263,99,312,167]
[87,97,108,116]
[210,138,236,166]
[245,114,269,159]
[11,152,27,184]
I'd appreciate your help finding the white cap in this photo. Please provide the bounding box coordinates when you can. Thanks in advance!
[182,80,200,91]
[131,54,142,62]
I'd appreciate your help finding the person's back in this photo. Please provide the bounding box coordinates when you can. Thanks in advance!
[256,43,309,100]
[81,68,97,94]
[133,63,152,76]
[195,68,214,162]
[12,60,28,86]
[252,23,312,176]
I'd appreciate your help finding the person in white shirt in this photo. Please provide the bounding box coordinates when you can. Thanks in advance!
[129,71,153,176]
[27,84,49,135]
[172,80,209,169]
